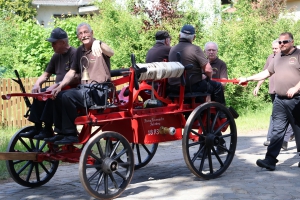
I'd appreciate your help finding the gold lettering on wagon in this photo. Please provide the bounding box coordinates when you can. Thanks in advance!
[144,117,164,126]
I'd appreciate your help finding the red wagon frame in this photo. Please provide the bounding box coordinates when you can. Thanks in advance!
[1,53,239,199]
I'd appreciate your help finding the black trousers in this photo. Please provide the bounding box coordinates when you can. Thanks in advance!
[28,88,53,125]
[266,95,300,165]
[53,85,100,135]
[190,79,226,105]
[266,94,293,142]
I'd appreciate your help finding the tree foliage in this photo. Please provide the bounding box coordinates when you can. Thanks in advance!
[0,11,52,78]
[0,0,37,21]
[130,0,182,30]
[199,0,300,112]
[1,0,300,113]
[252,0,287,21]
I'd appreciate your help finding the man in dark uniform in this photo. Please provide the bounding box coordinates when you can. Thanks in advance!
[20,28,78,139]
[239,32,300,170]
[145,30,172,90]
[253,40,294,149]
[204,41,228,154]
[168,24,225,105]
[146,30,171,62]
[168,25,226,156]
[51,22,114,144]
[204,41,228,90]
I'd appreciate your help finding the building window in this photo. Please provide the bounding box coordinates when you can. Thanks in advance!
[53,13,93,20]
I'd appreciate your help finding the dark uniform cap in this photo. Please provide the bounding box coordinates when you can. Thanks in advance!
[155,31,170,40]
[180,24,195,35]
[46,27,68,42]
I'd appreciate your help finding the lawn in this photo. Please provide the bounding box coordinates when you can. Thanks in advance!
[235,104,272,135]
[0,127,17,179]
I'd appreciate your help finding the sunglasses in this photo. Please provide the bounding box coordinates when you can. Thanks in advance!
[278,40,291,45]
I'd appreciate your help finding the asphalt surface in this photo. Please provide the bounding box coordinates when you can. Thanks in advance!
[0,131,300,200]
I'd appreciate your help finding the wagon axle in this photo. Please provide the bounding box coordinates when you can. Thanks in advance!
[102,158,119,173]
[205,133,222,148]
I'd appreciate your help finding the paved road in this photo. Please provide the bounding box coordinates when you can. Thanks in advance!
[0,131,299,200]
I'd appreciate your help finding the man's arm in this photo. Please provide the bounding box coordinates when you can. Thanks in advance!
[253,56,271,95]
[101,42,114,57]
[69,73,81,85]
[46,82,59,92]
[253,80,265,96]
[219,62,228,87]
[58,69,76,89]
[32,72,52,93]
[92,40,114,57]
[287,81,300,98]
[202,62,213,79]
[51,69,77,98]
[91,40,102,57]
[239,69,272,84]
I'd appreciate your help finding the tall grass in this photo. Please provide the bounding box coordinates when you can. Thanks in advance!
[235,103,272,134]
[0,127,18,180]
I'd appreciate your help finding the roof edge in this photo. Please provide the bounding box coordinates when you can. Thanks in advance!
[32,2,90,6]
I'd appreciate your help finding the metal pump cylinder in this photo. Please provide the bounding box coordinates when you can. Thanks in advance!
[159,126,176,135]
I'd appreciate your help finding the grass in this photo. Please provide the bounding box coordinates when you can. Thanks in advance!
[0,127,17,180]
[0,104,272,181]
[235,103,272,135]
[0,127,18,152]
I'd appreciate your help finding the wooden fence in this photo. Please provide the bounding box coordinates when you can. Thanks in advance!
[1,77,128,128]
[1,77,55,128]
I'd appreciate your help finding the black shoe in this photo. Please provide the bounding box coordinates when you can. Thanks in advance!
[263,140,270,146]
[256,159,275,171]
[219,112,227,119]
[194,148,206,158]
[282,141,288,150]
[54,136,79,145]
[212,144,226,155]
[54,127,62,134]
[44,135,64,142]
[289,134,295,142]
[19,128,40,138]
[33,129,53,140]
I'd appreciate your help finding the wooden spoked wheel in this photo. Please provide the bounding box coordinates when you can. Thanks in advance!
[79,131,134,200]
[6,126,59,187]
[132,143,158,170]
[182,102,237,179]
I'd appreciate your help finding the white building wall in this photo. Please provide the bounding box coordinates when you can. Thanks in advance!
[286,1,300,20]
[35,6,79,27]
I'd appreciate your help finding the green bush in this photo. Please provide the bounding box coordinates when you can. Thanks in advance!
[1,0,300,113]
[0,0,37,21]
[0,12,52,78]
[196,1,300,113]
[0,127,17,180]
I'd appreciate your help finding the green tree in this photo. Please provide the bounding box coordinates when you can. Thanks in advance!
[1,0,300,113]
[0,11,52,78]
[0,0,37,21]
[200,0,300,112]
[94,0,208,66]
